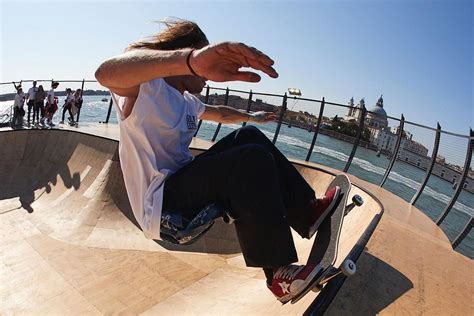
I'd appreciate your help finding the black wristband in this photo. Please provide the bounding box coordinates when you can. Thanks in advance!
[186,49,199,76]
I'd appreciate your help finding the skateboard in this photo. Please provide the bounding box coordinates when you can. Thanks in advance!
[290,174,364,304]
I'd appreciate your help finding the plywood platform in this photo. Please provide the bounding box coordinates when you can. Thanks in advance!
[1,124,472,315]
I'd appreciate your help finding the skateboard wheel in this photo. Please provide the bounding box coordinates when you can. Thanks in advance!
[352,195,364,207]
[341,259,356,276]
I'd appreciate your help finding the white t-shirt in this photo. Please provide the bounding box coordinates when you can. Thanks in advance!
[47,89,55,104]
[66,92,74,103]
[27,86,37,101]
[112,78,206,239]
[14,92,25,108]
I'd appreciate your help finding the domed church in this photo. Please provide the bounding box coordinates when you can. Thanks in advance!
[366,95,388,130]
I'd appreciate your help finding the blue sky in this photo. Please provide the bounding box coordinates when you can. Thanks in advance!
[1,0,472,140]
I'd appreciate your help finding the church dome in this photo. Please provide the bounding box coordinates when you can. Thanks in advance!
[368,105,387,118]
[368,95,387,119]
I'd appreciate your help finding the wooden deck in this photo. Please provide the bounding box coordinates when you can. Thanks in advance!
[0,123,472,315]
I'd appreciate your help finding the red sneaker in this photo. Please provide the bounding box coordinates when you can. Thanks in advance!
[269,264,322,303]
[308,186,341,238]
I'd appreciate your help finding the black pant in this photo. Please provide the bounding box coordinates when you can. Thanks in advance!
[62,104,74,122]
[27,100,35,123]
[163,126,316,268]
[33,101,43,122]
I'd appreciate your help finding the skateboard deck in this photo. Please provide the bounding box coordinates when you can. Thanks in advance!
[291,174,352,303]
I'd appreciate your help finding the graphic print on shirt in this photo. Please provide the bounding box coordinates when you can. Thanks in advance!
[186,114,197,130]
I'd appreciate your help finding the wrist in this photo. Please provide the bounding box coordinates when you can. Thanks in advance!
[186,49,199,76]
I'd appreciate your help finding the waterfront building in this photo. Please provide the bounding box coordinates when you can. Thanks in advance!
[345,97,365,122]
[344,97,356,121]
[366,95,388,130]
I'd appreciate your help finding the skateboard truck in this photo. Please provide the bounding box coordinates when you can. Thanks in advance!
[344,194,364,215]
[312,259,357,292]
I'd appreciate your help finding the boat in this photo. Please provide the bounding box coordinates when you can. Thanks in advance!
[101,98,108,102]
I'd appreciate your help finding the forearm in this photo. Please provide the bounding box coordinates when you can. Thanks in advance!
[95,49,193,89]
[213,106,250,123]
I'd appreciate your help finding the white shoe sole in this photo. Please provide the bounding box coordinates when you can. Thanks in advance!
[277,264,323,304]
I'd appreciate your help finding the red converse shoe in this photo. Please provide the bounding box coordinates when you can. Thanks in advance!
[269,264,322,303]
[308,186,341,238]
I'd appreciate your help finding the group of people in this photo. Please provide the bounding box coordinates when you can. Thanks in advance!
[12,81,82,128]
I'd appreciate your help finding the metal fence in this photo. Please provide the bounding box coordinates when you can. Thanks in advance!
[0,79,113,125]
[191,86,473,255]
[1,80,472,256]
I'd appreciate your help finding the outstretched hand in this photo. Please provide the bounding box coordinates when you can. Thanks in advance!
[249,111,278,123]
[190,42,279,82]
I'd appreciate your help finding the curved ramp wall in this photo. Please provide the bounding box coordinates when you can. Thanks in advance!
[0,128,470,315]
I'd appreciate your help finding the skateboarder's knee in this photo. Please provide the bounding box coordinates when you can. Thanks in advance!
[235,125,267,142]
[237,144,275,171]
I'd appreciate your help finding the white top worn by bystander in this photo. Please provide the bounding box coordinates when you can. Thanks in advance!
[111,78,206,239]
[47,89,55,104]
[27,86,37,101]
[14,92,25,108]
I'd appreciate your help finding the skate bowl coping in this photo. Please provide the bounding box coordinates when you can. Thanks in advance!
[1,125,471,315]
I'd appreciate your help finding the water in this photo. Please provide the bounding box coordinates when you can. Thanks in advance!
[1,96,472,258]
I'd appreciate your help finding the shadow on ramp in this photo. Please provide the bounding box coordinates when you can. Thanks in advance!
[325,251,413,315]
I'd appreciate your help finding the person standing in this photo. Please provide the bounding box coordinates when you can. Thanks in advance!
[12,86,26,127]
[60,88,74,124]
[33,85,46,126]
[44,81,59,126]
[26,81,38,125]
[70,88,82,125]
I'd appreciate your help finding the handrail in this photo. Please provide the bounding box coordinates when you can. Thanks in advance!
[344,105,367,172]
[241,90,253,127]
[436,129,473,227]
[380,115,405,187]
[410,123,442,205]
[452,217,473,249]
[306,98,325,161]
[272,93,287,144]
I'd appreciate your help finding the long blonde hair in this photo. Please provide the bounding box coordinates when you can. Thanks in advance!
[127,20,208,52]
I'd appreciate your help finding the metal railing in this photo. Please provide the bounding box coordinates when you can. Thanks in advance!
[1,80,472,255]
[190,85,472,253]
[0,79,96,124]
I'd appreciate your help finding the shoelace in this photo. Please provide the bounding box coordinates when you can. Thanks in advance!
[274,265,304,280]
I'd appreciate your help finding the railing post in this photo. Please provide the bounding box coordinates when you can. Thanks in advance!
[194,85,210,137]
[410,123,442,205]
[343,105,367,172]
[306,97,325,161]
[436,128,473,225]
[76,79,85,123]
[272,93,287,144]
[104,97,113,124]
[380,114,405,186]
[211,87,229,142]
[242,90,253,127]
[452,217,473,249]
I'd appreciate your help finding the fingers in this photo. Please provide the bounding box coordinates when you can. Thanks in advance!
[228,71,261,83]
[217,42,279,79]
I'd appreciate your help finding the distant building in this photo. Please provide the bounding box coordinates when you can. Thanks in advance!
[345,97,365,123]
[344,95,389,144]
[366,95,388,131]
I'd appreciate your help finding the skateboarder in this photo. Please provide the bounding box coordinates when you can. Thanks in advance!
[95,19,340,303]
